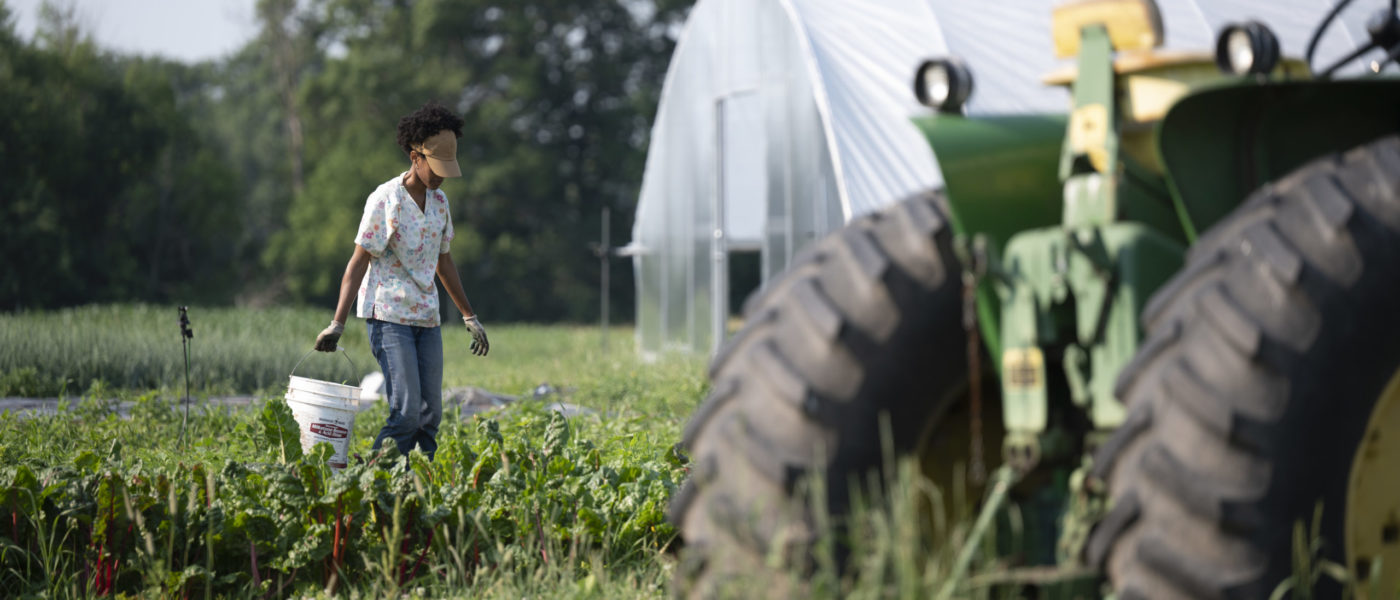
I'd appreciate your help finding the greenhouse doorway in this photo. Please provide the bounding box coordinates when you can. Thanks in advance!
[711,91,767,354]
[726,249,762,336]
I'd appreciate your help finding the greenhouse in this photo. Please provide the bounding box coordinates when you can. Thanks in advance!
[630,0,1385,357]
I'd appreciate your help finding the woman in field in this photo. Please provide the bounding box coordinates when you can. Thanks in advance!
[313,101,489,461]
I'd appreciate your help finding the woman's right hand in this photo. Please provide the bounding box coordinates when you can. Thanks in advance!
[314,320,345,352]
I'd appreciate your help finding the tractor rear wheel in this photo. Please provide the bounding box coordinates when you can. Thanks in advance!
[669,191,970,597]
[1088,135,1400,599]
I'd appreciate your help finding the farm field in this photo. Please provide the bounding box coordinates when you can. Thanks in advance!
[0,305,981,598]
[0,305,709,598]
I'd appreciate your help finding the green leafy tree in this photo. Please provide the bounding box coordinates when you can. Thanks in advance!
[0,2,244,308]
[266,0,689,321]
[0,0,692,320]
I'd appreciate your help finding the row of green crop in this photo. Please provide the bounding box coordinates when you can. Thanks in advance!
[0,305,368,395]
[0,394,687,598]
[0,305,673,398]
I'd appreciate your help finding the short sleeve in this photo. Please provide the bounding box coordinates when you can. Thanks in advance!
[438,192,454,255]
[355,188,396,257]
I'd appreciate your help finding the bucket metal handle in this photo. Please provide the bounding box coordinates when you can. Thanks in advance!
[291,345,359,379]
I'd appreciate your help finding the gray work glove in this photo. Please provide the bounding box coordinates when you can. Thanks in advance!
[315,320,345,352]
[463,315,489,356]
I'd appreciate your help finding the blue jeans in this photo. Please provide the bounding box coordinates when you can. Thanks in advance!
[367,319,443,460]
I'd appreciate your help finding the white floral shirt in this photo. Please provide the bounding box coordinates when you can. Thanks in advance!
[354,173,455,327]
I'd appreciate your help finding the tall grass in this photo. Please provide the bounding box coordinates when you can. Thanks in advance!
[0,305,700,404]
[0,305,360,394]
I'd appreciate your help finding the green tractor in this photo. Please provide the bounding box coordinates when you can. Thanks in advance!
[669,0,1400,597]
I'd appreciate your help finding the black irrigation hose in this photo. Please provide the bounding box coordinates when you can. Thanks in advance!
[1319,39,1379,78]
[1306,0,1360,73]
[1374,41,1400,73]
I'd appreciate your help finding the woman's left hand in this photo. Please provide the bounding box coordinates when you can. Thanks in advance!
[463,315,489,356]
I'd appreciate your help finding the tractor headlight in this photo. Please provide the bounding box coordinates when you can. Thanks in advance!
[914,57,973,114]
[1215,22,1280,76]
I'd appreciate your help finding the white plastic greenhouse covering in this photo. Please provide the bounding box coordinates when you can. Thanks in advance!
[632,0,1392,358]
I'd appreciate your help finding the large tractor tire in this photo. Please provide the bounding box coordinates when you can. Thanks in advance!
[669,191,969,597]
[1088,135,1400,599]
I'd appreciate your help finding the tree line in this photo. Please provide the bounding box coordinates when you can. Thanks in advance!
[0,0,690,322]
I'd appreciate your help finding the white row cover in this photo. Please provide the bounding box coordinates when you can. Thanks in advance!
[633,0,1391,357]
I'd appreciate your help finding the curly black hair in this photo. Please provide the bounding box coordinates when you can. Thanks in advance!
[396,101,465,155]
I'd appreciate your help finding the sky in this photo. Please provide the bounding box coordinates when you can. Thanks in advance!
[5,0,258,62]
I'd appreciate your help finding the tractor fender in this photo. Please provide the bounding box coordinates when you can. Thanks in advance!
[1159,78,1400,239]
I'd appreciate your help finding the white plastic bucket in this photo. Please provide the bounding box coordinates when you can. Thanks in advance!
[286,350,360,469]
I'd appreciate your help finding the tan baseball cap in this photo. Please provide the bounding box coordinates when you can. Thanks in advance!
[415,130,462,178]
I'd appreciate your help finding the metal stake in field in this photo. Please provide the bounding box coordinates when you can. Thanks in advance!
[592,207,611,352]
[177,306,194,450]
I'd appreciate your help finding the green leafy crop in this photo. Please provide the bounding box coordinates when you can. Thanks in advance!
[0,394,693,598]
